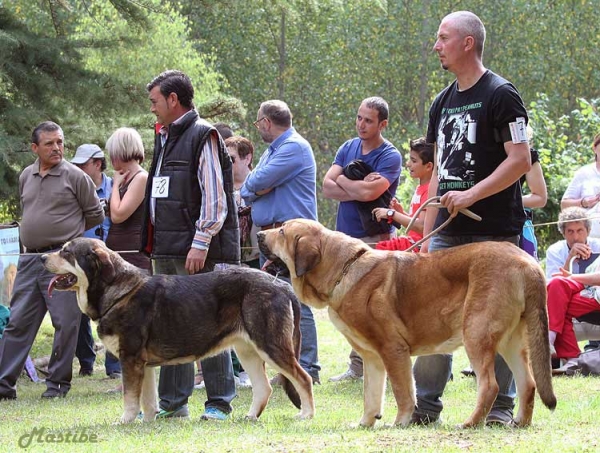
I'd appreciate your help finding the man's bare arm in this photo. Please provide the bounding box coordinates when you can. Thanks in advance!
[335,174,390,202]
[323,164,354,201]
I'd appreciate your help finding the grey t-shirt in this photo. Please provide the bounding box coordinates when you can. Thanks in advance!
[19,159,104,250]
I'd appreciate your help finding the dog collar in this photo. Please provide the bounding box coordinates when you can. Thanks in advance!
[334,248,368,287]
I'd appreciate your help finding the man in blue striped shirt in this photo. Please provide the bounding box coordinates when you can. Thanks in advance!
[142,70,240,421]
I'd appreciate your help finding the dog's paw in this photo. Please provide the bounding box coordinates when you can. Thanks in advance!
[393,413,412,427]
[295,410,314,420]
[358,416,377,428]
[143,412,157,423]
[244,414,259,422]
[120,412,137,424]
[353,421,375,430]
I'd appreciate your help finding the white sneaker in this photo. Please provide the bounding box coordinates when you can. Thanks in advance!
[558,357,579,370]
[237,371,252,388]
[552,357,580,375]
[328,369,362,382]
[194,381,206,390]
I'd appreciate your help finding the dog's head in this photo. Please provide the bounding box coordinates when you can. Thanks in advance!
[42,238,131,318]
[43,238,116,293]
[258,219,371,308]
[258,219,324,278]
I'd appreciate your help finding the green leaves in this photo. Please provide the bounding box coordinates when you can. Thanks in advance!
[529,94,600,254]
[0,1,235,221]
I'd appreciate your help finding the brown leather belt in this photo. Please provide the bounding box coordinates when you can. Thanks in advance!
[260,222,284,231]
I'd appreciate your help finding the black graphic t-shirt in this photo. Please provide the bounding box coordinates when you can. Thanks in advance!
[426,70,528,236]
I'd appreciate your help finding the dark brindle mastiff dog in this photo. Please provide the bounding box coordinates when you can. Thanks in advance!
[258,219,556,428]
[42,238,314,423]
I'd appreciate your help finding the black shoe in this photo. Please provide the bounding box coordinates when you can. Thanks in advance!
[409,412,440,426]
[460,367,476,377]
[485,409,516,427]
[107,371,122,380]
[583,341,600,352]
[41,388,67,399]
[79,368,93,377]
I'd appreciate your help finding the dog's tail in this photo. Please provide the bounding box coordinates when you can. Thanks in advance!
[524,266,557,411]
[281,290,303,409]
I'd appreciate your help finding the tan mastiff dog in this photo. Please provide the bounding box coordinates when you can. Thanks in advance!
[258,219,556,428]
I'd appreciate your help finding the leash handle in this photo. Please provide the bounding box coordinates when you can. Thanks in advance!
[567,256,576,274]
[405,196,482,252]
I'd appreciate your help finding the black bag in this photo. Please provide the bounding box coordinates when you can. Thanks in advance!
[578,348,600,376]
[342,160,392,237]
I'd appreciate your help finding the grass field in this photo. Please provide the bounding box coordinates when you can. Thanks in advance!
[0,310,599,453]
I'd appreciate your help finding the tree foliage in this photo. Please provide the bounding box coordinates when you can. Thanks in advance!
[0,6,130,218]
[0,0,241,221]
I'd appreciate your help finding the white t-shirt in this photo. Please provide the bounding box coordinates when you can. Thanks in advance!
[562,163,600,237]
[545,237,600,278]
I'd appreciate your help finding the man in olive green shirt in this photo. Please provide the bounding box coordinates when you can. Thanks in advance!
[0,121,103,400]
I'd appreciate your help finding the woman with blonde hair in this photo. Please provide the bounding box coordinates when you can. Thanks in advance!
[105,127,151,273]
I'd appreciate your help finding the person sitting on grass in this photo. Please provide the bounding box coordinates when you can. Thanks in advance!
[372,137,433,251]
[548,253,600,373]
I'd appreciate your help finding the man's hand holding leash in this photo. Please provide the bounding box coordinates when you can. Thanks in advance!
[439,189,478,218]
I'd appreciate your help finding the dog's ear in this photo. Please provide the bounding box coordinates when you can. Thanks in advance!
[93,246,116,283]
[294,235,321,277]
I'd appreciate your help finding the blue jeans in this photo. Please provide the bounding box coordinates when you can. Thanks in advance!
[298,303,321,382]
[153,258,236,413]
[259,253,321,382]
[76,314,121,375]
[75,314,96,372]
[412,234,518,418]
[105,351,121,375]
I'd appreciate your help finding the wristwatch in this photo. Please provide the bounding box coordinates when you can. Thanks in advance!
[387,209,395,224]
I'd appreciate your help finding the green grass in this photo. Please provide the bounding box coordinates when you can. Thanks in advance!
[1,311,599,453]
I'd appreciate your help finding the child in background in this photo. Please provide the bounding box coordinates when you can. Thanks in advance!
[372,137,434,251]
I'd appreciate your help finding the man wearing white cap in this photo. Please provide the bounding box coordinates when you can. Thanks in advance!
[70,144,120,378]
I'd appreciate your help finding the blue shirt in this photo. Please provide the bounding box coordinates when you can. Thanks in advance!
[83,173,112,241]
[333,137,402,237]
[241,127,318,226]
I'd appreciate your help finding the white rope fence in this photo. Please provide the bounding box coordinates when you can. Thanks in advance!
[1,215,599,257]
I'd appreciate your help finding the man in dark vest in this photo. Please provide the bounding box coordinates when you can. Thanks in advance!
[141,70,240,420]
